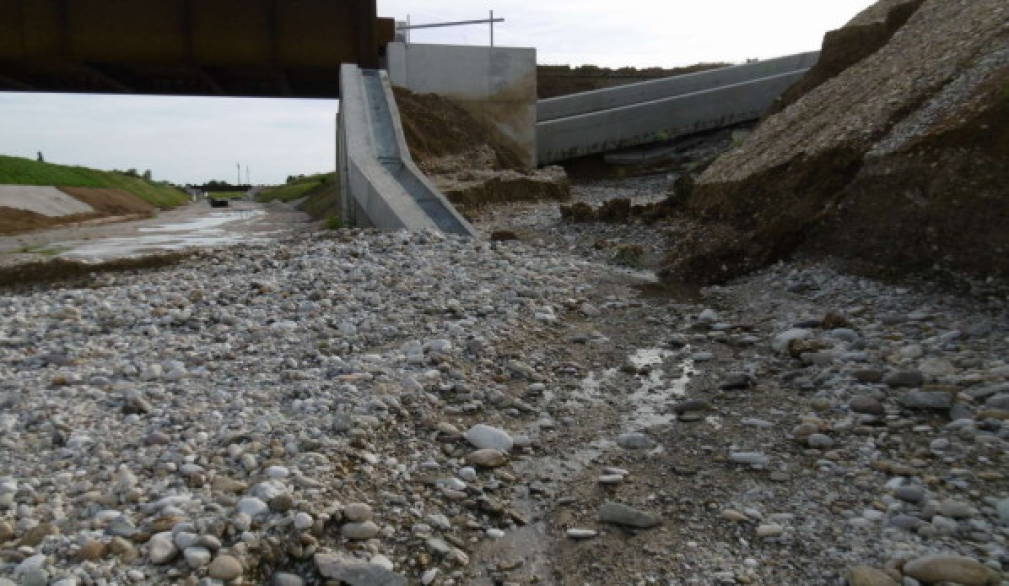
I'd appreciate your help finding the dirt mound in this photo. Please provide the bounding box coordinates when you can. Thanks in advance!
[0,206,99,235]
[662,0,1009,284]
[767,0,924,115]
[59,187,156,216]
[393,86,524,172]
[393,86,571,209]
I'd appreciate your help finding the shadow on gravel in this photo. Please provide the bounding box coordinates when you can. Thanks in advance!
[0,253,192,291]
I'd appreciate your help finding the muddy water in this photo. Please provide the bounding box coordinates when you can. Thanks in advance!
[469,345,699,584]
[56,209,272,259]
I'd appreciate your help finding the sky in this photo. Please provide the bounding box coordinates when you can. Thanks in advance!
[0,0,876,186]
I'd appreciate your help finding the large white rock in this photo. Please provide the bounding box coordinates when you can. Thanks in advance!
[463,424,513,452]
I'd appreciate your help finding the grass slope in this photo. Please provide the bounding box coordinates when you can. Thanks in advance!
[258,173,340,226]
[256,173,333,204]
[0,155,189,208]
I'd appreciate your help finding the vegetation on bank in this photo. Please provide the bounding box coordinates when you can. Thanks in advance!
[256,173,333,203]
[257,172,341,228]
[0,155,189,208]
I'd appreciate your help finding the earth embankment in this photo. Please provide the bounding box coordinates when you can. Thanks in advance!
[393,87,570,210]
[661,0,1009,284]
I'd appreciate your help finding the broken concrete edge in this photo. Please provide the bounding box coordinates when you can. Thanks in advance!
[537,50,820,122]
[537,69,809,165]
[336,64,478,237]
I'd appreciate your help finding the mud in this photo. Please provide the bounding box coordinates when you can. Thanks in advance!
[0,200,310,266]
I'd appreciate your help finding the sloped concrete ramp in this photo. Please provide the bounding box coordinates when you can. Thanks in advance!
[0,185,94,216]
[537,51,819,164]
[337,64,477,237]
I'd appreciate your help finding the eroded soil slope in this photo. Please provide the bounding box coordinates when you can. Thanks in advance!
[662,0,1009,284]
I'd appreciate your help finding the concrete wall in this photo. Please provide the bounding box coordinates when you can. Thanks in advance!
[0,185,95,216]
[386,42,537,168]
[336,64,476,237]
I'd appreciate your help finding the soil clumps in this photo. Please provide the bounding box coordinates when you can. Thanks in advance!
[393,86,570,210]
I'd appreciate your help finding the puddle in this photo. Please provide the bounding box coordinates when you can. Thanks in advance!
[466,345,698,584]
[623,347,696,430]
[56,210,268,259]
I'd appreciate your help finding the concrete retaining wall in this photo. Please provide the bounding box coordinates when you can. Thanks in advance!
[0,185,95,216]
[386,42,537,168]
[536,52,819,164]
[336,64,477,237]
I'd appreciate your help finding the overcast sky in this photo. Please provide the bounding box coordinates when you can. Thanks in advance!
[0,0,875,186]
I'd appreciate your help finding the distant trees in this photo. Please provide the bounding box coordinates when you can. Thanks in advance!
[110,168,156,182]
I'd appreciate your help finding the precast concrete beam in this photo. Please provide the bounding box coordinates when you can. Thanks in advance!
[536,68,809,165]
[537,51,819,122]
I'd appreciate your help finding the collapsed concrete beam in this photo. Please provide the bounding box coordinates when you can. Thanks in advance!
[538,51,819,122]
[336,64,477,237]
[536,52,818,165]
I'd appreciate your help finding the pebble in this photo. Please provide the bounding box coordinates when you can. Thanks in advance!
[343,503,374,522]
[901,391,953,410]
[342,521,380,540]
[463,423,515,455]
[566,528,599,539]
[902,554,995,586]
[806,433,834,449]
[207,554,243,581]
[184,547,212,568]
[850,396,885,415]
[893,485,926,504]
[729,451,770,467]
[847,566,898,586]
[721,509,747,522]
[148,531,178,564]
[598,502,661,528]
[885,370,924,388]
[755,523,783,537]
[314,552,406,585]
[467,449,508,467]
[616,432,655,450]
[273,573,305,586]
[236,497,269,517]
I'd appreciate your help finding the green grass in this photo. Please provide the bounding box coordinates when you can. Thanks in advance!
[258,172,342,226]
[323,215,342,230]
[256,173,333,203]
[0,155,189,208]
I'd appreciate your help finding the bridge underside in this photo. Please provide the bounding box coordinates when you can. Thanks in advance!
[0,0,393,98]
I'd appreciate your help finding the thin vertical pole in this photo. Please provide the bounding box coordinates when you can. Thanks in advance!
[406,14,411,45]
[489,10,494,47]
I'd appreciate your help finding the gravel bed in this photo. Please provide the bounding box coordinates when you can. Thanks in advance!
[1,208,1008,585]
